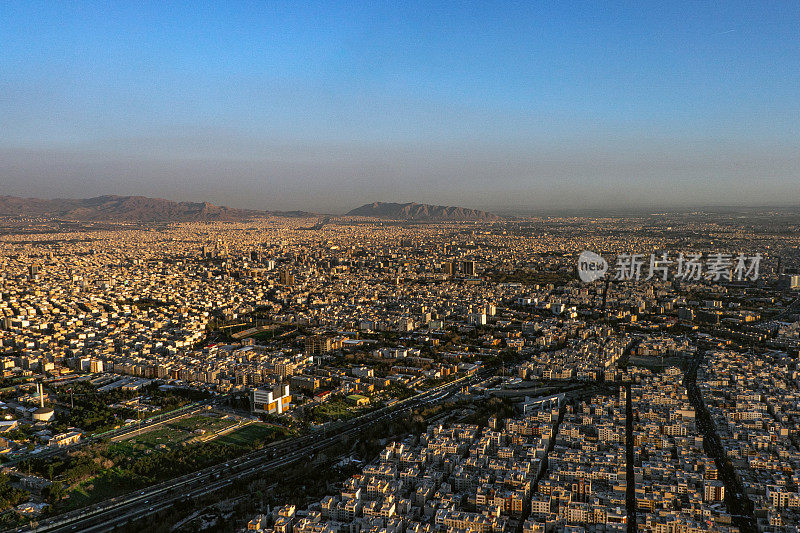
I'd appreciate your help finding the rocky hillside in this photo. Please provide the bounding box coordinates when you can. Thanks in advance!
[0,195,312,222]
[346,202,500,221]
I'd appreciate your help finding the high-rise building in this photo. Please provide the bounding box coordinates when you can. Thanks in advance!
[704,481,725,502]
[251,383,291,414]
[461,261,476,277]
[778,274,800,290]
[279,269,294,286]
[305,335,334,355]
[468,312,486,325]
[275,358,296,378]
[215,239,228,258]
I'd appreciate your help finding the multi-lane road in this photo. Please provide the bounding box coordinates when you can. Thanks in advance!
[4,402,209,468]
[16,370,492,533]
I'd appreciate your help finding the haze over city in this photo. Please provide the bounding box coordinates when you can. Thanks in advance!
[2,2,799,213]
[5,3,800,533]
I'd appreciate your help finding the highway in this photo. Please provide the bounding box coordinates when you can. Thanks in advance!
[16,369,492,533]
[4,403,208,467]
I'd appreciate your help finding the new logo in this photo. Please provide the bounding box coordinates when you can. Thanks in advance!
[577,251,608,283]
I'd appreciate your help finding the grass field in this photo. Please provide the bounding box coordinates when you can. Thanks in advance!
[111,413,241,457]
[308,399,365,423]
[216,423,289,446]
[59,420,290,512]
[170,414,238,433]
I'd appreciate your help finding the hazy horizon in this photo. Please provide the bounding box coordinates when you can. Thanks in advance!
[2,3,799,213]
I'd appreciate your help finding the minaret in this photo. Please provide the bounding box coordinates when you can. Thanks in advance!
[38,383,44,408]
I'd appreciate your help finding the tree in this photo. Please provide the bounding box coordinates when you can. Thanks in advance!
[0,473,29,510]
[43,481,65,504]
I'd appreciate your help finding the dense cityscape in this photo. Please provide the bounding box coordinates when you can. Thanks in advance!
[3,3,799,533]
[0,207,798,532]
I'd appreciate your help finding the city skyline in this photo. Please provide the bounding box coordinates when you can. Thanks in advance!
[4,4,800,531]
[1,209,798,532]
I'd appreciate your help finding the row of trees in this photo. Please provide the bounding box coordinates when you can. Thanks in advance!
[0,473,29,511]
[21,424,289,513]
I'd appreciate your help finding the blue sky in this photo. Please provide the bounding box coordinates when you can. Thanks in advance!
[1,1,798,212]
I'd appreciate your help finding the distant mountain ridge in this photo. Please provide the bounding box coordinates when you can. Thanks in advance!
[346,202,500,221]
[0,195,313,222]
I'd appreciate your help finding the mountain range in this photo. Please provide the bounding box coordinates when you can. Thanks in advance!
[0,196,500,223]
[346,202,500,221]
[0,195,311,222]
